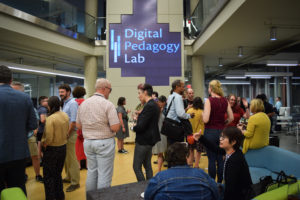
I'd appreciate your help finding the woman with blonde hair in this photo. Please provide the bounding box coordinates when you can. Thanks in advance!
[202,80,233,183]
[238,99,270,153]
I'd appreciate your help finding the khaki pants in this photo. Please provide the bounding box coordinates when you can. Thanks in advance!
[64,131,80,185]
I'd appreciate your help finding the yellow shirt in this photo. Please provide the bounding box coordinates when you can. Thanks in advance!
[243,112,270,153]
[42,111,69,146]
[187,108,205,134]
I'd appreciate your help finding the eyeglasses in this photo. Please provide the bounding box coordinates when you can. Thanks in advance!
[105,87,112,93]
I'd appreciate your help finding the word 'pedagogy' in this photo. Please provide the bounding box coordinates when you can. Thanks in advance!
[123,28,180,63]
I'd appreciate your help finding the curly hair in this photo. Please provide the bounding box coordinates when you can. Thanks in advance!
[72,86,86,98]
[166,142,189,168]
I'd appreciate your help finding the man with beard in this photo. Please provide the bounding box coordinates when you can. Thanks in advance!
[166,80,194,144]
[58,84,80,192]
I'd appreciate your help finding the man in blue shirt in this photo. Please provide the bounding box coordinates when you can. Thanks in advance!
[59,84,80,192]
[0,65,37,195]
[145,142,220,200]
[275,97,282,113]
[166,80,194,143]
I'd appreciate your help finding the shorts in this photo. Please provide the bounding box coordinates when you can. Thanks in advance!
[188,139,203,152]
[37,132,43,141]
[28,135,38,157]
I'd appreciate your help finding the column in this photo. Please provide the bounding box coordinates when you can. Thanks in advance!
[191,55,205,98]
[85,0,98,39]
[84,56,98,97]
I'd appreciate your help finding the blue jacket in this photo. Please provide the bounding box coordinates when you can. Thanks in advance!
[144,165,220,200]
[0,84,38,163]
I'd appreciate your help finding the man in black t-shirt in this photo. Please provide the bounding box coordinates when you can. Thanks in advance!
[256,94,275,134]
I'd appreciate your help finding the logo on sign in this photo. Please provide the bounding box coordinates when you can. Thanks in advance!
[109,0,181,86]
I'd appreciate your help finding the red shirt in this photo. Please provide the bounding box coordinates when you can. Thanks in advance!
[225,106,245,127]
[205,97,228,130]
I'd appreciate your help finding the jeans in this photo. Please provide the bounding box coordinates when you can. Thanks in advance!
[204,129,224,183]
[84,138,115,192]
[0,159,27,195]
[43,145,66,200]
[133,143,153,182]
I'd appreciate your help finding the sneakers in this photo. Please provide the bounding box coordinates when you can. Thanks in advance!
[66,184,80,192]
[36,175,44,183]
[118,149,128,154]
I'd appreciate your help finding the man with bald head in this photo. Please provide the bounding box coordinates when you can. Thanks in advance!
[76,78,120,194]
[184,88,194,110]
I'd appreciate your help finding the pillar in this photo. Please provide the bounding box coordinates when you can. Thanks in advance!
[85,0,98,39]
[84,56,98,97]
[191,55,204,98]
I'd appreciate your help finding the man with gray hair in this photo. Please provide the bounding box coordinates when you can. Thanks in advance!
[11,82,43,183]
[0,65,37,195]
[76,78,120,194]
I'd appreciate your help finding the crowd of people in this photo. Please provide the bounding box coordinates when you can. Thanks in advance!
[0,64,278,200]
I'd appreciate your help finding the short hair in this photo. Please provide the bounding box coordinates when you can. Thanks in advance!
[256,94,267,102]
[0,65,12,84]
[152,91,159,98]
[38,96,48,105]
[222,127,244,150]
[72,86,86,98]
[192,97,204,110]
[58,84,71,92]
[139,83,153,97]
[209,80,224,97]
[167,142,189,168]
[117,97,126,106]
[250,98,265,113]
[277,97,281,101]
[171,80,182,92]
[11,81,24,92]
[48,96,61,116]
[158,95,167,103]
[137,83,144,90]
[95,78,110,90]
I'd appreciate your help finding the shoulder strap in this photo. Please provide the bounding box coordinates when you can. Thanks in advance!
[165,96,175,117]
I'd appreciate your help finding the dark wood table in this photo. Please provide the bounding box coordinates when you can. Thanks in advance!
[86,181,148,200]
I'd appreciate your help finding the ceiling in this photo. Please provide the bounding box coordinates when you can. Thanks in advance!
[192,0,300,78]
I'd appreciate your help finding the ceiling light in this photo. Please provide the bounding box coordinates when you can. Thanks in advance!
[0,61,85,79]
[267,60,298,66]
[220,82,250,85]
[249,75,272,79]
[218,58,223,67]
[225,75,246,79]
[270,27,277,41]
[238,46,243,57]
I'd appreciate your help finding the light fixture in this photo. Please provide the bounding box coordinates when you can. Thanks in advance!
[218,57,223,67]
[225,75,246,79]
[270,27,277,41]
[249,76,272,79]
[0,61,85,80]
[220,81,250,85]
[267,60,298,66]
[238,46,243,57]
[245,72,293,77]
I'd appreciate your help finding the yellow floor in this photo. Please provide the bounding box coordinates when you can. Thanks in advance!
[26,142,208,200]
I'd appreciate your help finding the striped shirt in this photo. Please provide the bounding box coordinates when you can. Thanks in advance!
[76,93,119,139]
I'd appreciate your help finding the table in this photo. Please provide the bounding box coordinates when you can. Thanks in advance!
[86,181,148,200]
[276,116,293,134]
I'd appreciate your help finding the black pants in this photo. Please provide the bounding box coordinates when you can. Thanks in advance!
[133,143,153,182]
[0,158,27,195]
[43,145,66,200]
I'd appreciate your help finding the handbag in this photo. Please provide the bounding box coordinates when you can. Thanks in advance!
[252,170,297,196]
[161,97,184,141]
